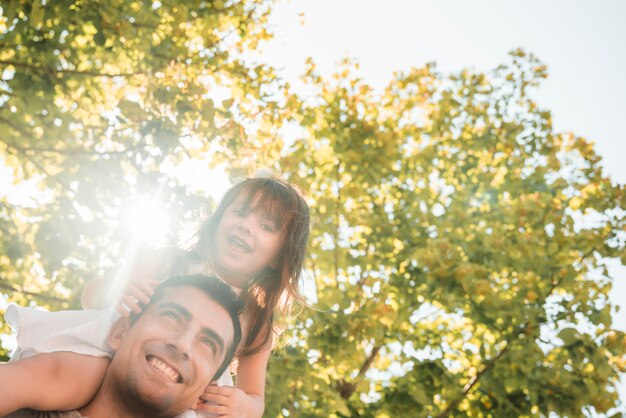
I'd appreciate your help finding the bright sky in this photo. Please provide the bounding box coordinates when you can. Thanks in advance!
[260,0,626,407]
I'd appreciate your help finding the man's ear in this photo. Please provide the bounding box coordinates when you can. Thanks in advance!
[108,317,132,351]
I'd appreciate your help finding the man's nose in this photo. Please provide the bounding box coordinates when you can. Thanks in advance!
[167,331,194,360]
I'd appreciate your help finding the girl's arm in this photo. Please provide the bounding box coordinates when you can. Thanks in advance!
[198,337,272,418]
[81,275,159,312]
[0,352,109,416]
[81,247,174,310]
[81,276,115,309]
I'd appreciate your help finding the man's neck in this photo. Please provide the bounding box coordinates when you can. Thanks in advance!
[78,392,132,418]
[78,382,164,418]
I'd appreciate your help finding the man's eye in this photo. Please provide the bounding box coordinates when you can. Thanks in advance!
[163,311,181,322]
[202,338,218,354]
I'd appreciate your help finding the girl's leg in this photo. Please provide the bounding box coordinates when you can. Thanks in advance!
[0,352,109,415]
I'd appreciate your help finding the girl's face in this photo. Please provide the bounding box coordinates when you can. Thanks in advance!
[213,196,283,287]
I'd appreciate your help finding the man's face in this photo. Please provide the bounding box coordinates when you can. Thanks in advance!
[107,285,235,416]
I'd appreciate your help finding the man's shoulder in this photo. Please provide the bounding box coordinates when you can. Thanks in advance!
[3,409,83,418]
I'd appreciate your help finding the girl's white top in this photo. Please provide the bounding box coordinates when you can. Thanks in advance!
[5,305,118,361]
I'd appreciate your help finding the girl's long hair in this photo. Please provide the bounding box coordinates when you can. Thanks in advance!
[194,177,310,356]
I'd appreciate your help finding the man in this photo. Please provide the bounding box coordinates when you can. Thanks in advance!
[5,274,242,418]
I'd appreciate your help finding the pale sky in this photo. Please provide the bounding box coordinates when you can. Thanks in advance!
[260,0,626,408]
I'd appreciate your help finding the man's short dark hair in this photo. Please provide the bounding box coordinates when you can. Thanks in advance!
[129,274,243,380]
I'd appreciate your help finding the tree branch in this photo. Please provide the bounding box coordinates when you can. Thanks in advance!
[356,344,383,379]
[0,60,143,78]
[333,159,342,286]
[0,117,29,137]
[1,138,149,157]
[435,259,578,418]
[436,337,513,418]
[0,280,68,304]
[336,343,383,400]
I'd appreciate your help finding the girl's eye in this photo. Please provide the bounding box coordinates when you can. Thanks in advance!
[261,223,276,233]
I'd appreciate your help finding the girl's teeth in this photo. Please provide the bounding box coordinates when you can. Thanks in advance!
[230,236,251,251]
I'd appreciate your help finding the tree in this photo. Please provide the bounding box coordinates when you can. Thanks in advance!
[0,0,284,357]
[267,52,626,417]
[1,1,624,416]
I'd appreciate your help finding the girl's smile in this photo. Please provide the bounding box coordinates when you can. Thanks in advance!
[228,235,252,253]
[214,197,283,287]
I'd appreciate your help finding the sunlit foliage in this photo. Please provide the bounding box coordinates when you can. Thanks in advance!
[269,53,626,417]
[0,0,284,354]
[1,1,625,416]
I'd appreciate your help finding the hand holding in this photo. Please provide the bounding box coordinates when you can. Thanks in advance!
[116,278,161,317]
[196,383,257,418]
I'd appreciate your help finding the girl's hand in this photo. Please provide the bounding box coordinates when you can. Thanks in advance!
[196,383,259,418]
[116,278,161,317]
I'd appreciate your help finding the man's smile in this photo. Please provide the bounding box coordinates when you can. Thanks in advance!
[146,355,183,384]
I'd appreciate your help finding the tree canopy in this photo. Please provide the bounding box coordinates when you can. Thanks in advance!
[0,0,283,310]
[268,54,626,417]
[1,1,625,416]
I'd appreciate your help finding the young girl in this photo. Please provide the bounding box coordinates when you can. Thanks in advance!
[0,176,311,417]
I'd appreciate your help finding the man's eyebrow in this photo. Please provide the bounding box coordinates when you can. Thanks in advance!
[159,302,192,321]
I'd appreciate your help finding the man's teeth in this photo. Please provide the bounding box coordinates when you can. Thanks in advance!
[149,356,181,383]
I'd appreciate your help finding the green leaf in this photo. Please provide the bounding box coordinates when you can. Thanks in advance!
[29,0,44,29]
[558,328,579,346]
